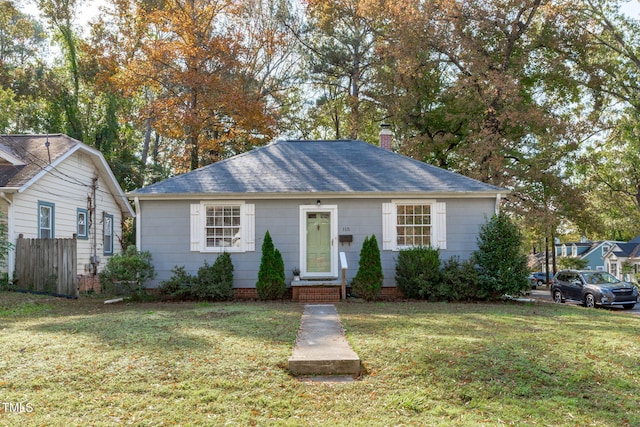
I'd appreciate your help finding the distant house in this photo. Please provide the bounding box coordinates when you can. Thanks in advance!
[0,134,135,287]
[129,133,506,299]
[554,239,623,271]
[603,236,640,281]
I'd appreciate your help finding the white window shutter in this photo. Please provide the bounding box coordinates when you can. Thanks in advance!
[190,204,201,252]
[382,202,395,250]
[242,203,255,252]
[434,202,447,249]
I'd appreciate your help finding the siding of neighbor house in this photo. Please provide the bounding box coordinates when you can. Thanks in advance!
[138,197,496,289]
[8,150,124,275]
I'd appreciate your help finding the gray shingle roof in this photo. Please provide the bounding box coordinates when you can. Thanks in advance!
[132,139,505,196]
[614,243,640,258]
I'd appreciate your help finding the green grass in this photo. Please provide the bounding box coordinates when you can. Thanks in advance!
[0,292,639,426]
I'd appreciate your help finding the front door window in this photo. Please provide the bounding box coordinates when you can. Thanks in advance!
[306,212,331,273]
[300,205,337,278]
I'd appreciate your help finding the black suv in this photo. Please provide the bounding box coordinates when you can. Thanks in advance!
[551,270,638,309]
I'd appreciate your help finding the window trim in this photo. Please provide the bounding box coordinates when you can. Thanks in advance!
[77,208,89,240]
[382,199,446,251]
[103,213,114,255]
[38,201,55,239]
[190,201,255,253]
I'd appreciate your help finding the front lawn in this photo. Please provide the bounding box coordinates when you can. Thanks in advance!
[1,292,638,426]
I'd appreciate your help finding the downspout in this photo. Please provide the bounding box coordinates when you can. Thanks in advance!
[134,197,141,250]
[495,193,502,215]
[0,192,14,281]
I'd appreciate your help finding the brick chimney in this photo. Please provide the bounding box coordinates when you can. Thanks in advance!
[379,123,393,150]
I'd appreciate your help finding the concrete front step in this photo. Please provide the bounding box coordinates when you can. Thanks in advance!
[288,304,361,376]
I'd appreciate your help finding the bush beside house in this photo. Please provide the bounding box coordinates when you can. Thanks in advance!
[256,231,287,300]
[351,235,384,301]
[99,246,156,300]
[395,246,441,299]
[159,253,234,301]
[394,213,528,302]
[473,212,530,299]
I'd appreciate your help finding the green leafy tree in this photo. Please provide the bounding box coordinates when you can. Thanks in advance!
[374,0,594,242]
[473,213,530,300]
[351,234,383,301]
[557,257,589,270]
[576,112,640,239]
[256,230,286,300]
[300,0,384,141]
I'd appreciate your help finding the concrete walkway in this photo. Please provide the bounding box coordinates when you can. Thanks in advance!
[288,304,361,376]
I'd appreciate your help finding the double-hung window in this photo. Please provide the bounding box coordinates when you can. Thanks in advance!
[77,208,89,239]
[206,205,241,248]
[38,201,55,239]
[382,200,446,250]
[190,202,255,252]
[103,213,113,255]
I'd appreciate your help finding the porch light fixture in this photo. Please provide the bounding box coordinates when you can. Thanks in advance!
[316,200,321,207]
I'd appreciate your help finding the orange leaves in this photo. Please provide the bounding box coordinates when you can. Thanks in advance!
[98,0,276,170]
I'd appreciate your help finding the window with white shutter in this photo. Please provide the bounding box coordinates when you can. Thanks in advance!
[190,202,255,252]
[382,200,446,251]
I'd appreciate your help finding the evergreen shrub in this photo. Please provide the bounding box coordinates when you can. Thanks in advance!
[160,253,234,301]
[472,212,530,299]
[99,246,156,299]
[351,235,383,301]
[159,265,196,300]
[256,231,286,300]
[395,246,440,299]
[194,253,235,300]
[438,257,480,301]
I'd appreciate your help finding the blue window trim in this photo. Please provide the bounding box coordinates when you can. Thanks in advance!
[103,213,114,255]
[38,201,55,239]
[77,208,89,240]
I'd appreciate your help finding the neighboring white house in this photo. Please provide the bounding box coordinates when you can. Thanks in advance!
[603,236,640,282]
[129,133,507,300]
[0,134,135,284]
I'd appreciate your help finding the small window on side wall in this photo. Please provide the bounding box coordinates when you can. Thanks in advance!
[77,208,89,239]
[103,213,113,255]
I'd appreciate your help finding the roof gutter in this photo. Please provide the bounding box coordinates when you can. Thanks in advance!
[127,190,510,201]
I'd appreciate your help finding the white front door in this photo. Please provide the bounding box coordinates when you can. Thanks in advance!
[300,205,338,278]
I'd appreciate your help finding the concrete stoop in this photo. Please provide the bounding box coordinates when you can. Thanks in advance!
[288,304,361,376]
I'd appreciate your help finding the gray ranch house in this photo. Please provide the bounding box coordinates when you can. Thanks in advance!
[129,137,506,300]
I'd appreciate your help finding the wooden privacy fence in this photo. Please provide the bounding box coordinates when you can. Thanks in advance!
[15,236,78,297]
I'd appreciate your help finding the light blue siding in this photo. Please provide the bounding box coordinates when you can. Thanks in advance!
[139,197,496,288]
